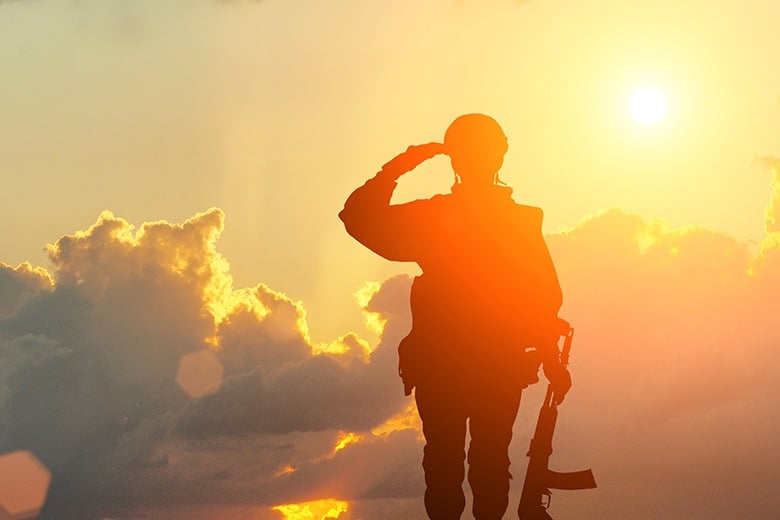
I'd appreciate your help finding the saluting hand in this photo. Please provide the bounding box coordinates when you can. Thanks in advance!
[379,142,447,181]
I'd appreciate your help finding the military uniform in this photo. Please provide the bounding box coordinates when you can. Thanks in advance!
[340,172,562,519]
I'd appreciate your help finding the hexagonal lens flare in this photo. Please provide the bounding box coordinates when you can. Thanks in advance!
[175,349,225,399]
[0,451,51,519]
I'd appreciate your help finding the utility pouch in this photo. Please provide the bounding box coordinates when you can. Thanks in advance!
[398,335,419,396]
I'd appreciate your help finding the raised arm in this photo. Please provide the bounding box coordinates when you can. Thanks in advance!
[338,143,445,262]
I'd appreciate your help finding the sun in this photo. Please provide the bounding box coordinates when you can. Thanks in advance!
[628,86,668,126]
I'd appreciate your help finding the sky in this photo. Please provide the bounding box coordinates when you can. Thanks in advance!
[1,0,779,518]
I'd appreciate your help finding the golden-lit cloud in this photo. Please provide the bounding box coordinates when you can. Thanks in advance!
[353,281,387,338]
[0,208,415,517]
[0,261,53,316]
[272,499,348,520]
[311,333,371,361]
[760,156,780,235]
[3,161,780,519]
[527,171,780,517]
[274,464,296,478]
[332,432,363,454]
[370,402,422,439]
[756,156,780,275]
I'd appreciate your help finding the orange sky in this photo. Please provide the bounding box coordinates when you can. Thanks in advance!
[2,0,780,341]
[1,0,780,518]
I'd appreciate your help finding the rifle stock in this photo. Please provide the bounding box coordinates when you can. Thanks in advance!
[546,469,597,491]
[518,328,596,519]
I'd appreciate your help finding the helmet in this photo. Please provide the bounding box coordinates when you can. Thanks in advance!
[443,114,508,183]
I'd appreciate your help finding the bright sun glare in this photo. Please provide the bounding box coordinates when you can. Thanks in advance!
[628,86,668,126]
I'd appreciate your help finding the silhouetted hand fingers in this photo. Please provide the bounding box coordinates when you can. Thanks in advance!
[555,317,571,335]
[544,362,572,404]
[381,143,445,179]
[410,142,447,158]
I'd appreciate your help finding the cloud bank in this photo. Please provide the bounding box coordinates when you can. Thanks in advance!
[2,162,780,518]
[0,209,418,519]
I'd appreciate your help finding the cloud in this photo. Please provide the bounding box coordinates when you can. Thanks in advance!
[0,209,417,518]
[518,178,780,517]
[3,160,780,518]
[0,262,52,316]
[761,156,780,234]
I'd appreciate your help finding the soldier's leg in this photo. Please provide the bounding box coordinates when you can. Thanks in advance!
[467,383,523,520]
[415,380,468,520]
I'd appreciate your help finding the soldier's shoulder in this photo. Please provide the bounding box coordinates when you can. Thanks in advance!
[513,203,544,220]
[420,192,455,207]
[391,192,452,218]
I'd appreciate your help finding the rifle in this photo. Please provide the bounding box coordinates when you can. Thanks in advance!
[518,327,596,519]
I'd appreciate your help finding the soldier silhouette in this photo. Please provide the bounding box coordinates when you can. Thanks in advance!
[339,113,571,520]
